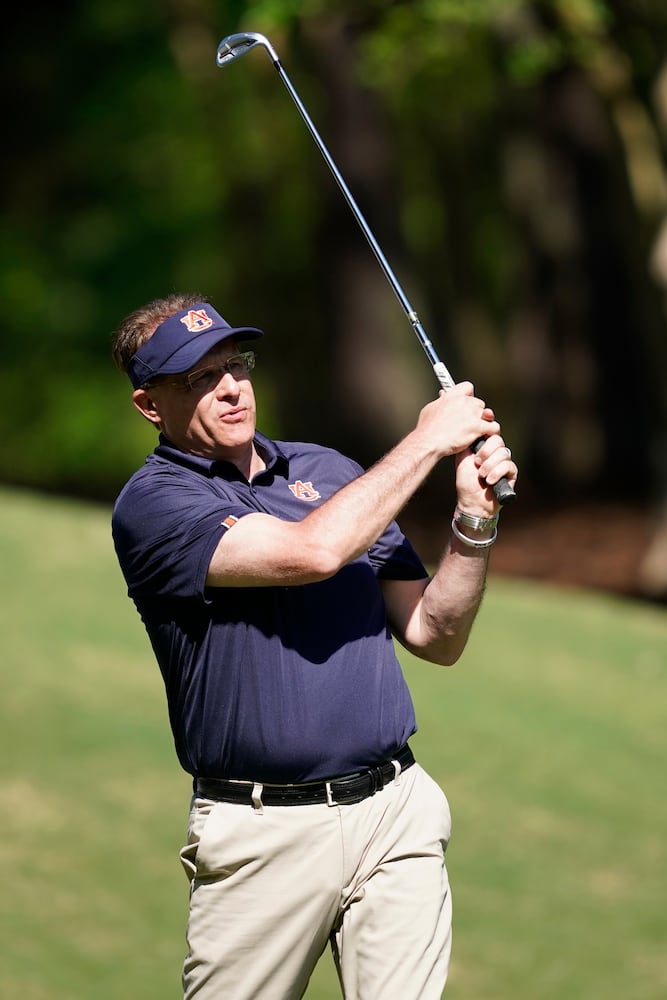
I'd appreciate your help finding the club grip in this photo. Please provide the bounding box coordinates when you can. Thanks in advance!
[471,437,516,506]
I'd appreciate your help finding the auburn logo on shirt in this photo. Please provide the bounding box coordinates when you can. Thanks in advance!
[180,308,214,333]
[288,480,321,501]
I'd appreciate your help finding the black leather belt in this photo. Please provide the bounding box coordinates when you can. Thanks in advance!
[194,744,415,807]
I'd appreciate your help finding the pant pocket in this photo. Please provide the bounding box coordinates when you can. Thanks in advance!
[179,797,218,881]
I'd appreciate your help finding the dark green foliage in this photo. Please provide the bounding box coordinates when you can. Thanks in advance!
[1,0,666,503]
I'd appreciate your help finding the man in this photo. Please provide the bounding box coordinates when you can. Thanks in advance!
[111,291,517,1000]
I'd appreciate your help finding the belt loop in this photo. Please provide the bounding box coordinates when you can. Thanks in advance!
[391,759,402,785]
[325,782,338,807]
[251,782,264,814]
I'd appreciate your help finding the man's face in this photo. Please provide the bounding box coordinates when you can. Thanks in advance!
[133,339,258,461]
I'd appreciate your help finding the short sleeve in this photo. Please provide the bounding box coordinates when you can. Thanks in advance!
[112,464,252,600]
[369,519,428,581]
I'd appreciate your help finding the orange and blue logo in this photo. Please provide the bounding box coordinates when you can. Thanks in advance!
[180,308,214,333]
[288,480,321,502]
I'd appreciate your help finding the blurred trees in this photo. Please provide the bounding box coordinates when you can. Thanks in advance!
[1,1,666,550]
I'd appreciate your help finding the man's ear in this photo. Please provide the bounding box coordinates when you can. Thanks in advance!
[132,388,162,427]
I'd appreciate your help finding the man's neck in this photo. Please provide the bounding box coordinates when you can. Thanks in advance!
[247,442,267,480]
[224,440,266,481]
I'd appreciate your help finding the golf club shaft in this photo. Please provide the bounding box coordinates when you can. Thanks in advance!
[217,33,515,505]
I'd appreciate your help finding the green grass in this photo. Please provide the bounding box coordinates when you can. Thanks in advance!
[1,485,666,999]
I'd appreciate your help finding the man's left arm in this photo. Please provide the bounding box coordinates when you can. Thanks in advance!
[381,433,517,666]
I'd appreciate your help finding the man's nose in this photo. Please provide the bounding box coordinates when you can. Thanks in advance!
[215,369,241,394]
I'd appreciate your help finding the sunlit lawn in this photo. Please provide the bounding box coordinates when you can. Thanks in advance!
[1,486,665,999]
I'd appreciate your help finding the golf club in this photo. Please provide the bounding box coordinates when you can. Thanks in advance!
[216,31,516,505]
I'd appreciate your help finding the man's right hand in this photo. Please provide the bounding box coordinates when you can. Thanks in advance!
[413,382,500,460]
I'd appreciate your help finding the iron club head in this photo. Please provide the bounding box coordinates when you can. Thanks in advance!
[216,32,279,68]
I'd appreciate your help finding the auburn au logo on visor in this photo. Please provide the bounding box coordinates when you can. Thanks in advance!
[180,308,214,333]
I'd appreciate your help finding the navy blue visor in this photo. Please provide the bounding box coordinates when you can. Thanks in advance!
[127,303,263,389]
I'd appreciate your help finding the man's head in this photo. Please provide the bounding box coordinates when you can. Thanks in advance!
[113,293,265,465]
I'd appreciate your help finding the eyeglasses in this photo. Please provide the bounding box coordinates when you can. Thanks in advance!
[146,351,256,392]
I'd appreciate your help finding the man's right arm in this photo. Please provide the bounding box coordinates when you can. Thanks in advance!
[206,383,500,588]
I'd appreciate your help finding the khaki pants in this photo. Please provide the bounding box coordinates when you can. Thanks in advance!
[180,763,452,999]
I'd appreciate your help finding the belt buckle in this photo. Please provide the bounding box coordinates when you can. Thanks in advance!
[325,781,339,807]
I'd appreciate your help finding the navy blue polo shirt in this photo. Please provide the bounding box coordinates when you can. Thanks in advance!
[112,431,429,783]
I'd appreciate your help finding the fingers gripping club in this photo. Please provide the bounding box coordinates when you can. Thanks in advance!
[216,32,516,505]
